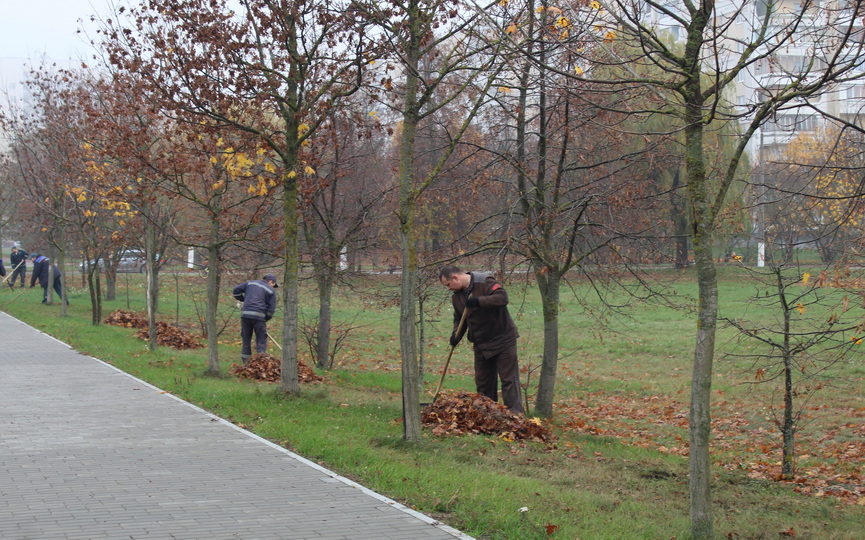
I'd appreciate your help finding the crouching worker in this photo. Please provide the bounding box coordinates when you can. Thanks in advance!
[30,254,67,304]
[439,264,525,414]
[233,274,278,365]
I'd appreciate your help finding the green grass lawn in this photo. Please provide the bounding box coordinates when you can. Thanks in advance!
[3,265,864,539]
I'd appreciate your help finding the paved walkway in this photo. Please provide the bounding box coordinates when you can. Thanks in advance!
[0,312,472,540]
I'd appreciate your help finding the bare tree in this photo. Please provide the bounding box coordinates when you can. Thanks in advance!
[724,260,862,480]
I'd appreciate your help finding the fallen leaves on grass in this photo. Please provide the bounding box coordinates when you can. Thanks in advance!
[422,391,555,443]
[104,309,204,349]
[229,353,323,383]
[104,309,148,328]
[136,321,204,349]
[559,392,865,505]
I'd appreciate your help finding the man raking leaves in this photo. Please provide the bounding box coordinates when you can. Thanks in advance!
[439,265,525,414]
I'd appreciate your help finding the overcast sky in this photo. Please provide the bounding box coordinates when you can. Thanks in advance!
[0,0,111,89]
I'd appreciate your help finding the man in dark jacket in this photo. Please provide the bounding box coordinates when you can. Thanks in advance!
[232,274,279,364]
[9,245,28,289]
[29,254,66,304]
[439,265,524,414]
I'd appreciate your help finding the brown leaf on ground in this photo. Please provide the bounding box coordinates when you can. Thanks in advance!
[229,353,324,383]
[558,392,865,505]
[421,391,555,442]
[104,309,204,349]
[103,309,148,328]
[136,321,204,349]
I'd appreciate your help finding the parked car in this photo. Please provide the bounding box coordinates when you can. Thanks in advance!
[79,251,148,274]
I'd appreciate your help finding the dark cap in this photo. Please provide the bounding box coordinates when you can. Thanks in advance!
[263,274,279,287]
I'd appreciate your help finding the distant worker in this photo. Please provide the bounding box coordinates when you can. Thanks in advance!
[232,274,279,365]
[9,245,28,289]
[439,264,525,414]
[29,254,67,304]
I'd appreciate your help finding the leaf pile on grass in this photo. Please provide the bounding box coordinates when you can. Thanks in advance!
[421,391,555,442]
[104,309,204,349]
[104,309,148,328]
[229,353,323,383]
[136,321,205,349]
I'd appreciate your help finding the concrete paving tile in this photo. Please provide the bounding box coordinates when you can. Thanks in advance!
[0,312,472,540]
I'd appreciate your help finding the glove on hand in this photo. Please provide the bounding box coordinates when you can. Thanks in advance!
[466,297,480,308]
[449,333,461,347]
[265,314,272,322]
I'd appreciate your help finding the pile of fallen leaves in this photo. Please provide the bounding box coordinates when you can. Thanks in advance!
[104,309,148,328]
[229,353,324,383]
[421,391,555,443]
[104,309,204,350]
[136,321,204,349]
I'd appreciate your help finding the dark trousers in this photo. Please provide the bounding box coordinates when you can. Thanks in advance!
[10,265,25,286]
[240,317,268,363]
[473,340,524,414]
[41,277,65,304]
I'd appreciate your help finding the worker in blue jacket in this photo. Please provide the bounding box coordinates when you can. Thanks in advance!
[232,274,278,364]
[29,254,66,304]
[9,245,28,289]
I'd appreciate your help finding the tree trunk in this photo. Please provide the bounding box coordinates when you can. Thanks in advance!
[86,268,102,325]
[534,270,560,417]
[145,217,158,352]
[397,0,423,443]
[280,169,301,396]
[781,352,795,479]
[47,246,56,305]
[106,273,117,301]
[315,264,334,369]
[687,120,715,539]
[670,168,690,268]
[204,229,221,376]
[780,271,795,479]
[418,293,426,396]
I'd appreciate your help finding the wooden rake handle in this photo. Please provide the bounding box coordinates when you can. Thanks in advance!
[433,302,470,402]
[1,260,24,283]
